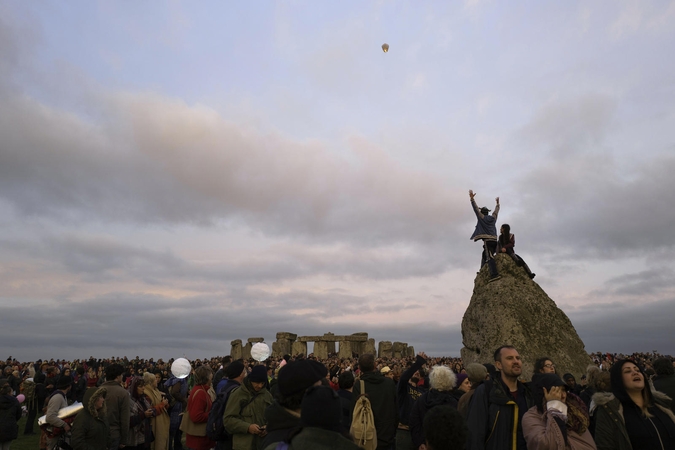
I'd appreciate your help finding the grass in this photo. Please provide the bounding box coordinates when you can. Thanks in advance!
[10,415,40,450]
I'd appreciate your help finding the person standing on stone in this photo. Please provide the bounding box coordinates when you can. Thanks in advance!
[466,346,533,450]
[497,224,536,279]
[469,190,501,282]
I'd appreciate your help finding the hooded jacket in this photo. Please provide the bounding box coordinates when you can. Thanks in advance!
[351,371,398,450]
[71,386,110,450]
[0,394,22,442]
[409,389,458,447]
[223,378,273,450]
[470,198,499,241]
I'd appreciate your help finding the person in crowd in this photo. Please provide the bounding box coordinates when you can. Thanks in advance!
[273,385,361,450]
[422,405,468,450]
[522,374,596,450]
[102,364,130,450]
[452,373,471,402]
[337,370,355,431]
[213,356,233,388]
[409,365,459,449]
[457,363,488,418]
[22,371,39,436]
[497,223,536,279]
[469,190,501,282]
[87,367,99,388]
[0,378,22,450]
[652,357,675,411]
[182,365,216,450]
[127,377,154,450]
[75,366,87,403]
[563,374,583,396]
[60,368,75,402]
[351,353,398,450]
[223,365,273,450]
[592,359,675,450]
[534,357,557,375]
[262,359,327,449]
[45,375,73,450]
[71,386,110,450]
[397,352,427,450]
[466,346,533,450]
[216,360,245,395]
[144,372,170,450]
[579,366,601,410]
[165,373,188,450]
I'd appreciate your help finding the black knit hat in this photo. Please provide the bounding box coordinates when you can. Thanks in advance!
[248,365,268,383]
[278,360,328,396]
[56,375,72,390]
[225,361,245,380]
[300,385,342,432]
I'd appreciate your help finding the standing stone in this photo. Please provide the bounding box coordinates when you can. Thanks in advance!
[338,341,353,359]
[242,343,252,360]
[407,346,415,357]
[364,338,376,356]
[314,341,329,360]
[461,254,592,380]
[292,341,307,357]
[273,332,297,357]
[324,333,336,355]
[392,342,407,358]
[230,339,242,360]
[378,341,393,358]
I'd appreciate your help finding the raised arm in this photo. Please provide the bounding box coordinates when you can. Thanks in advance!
[493,197,500,219]
[469,190,484,219]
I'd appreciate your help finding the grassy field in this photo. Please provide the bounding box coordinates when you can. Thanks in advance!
[11,415,40,450]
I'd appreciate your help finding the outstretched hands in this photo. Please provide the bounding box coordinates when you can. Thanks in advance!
[496,197,500,205]
[469,190,476,200]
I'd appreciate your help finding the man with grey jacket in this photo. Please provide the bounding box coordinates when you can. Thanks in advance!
[102,364,130,450]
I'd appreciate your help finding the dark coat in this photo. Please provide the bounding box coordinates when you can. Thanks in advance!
[0,394,22,442]
[466,377,533,450]
[337,389,353,431]
[71,386,110,450]
[409,389,458,447]
[397,354,426,426]
[261,400,301,449]
[286,427,361,450]
[101,380,130,445]
[351,371,398,450]
[653,374,675,412]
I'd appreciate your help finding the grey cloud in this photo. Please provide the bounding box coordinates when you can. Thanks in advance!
[592,268,675,297]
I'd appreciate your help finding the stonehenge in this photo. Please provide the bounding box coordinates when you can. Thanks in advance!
[230,332,412,359]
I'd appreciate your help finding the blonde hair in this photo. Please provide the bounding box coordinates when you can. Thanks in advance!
[143,372,156,385]
[429,365,456,392]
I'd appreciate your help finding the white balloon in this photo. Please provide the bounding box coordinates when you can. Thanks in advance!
[171,358,191,379]
[251,343,270,362]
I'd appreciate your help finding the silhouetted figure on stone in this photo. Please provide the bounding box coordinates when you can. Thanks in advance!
[497,224,536,279]
[469,190,501,282]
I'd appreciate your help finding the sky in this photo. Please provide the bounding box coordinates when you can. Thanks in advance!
[1,0,675,362]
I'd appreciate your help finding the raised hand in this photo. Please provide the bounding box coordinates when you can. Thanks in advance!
[469,190,476,199]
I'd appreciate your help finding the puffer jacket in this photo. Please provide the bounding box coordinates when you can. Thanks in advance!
[223,379,273,450]
[0,394,22,442]
[71,386,110,450]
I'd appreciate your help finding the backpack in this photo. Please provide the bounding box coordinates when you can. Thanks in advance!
[206,383,240,442]
[21,379,36,405]
[350,379,377,450]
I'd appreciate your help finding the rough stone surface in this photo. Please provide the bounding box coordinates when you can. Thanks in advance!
[314,341,329,359]
[230,339,242,360]
[378,341,393,358]
[461,254,592,380]
[276,332,298,340]
[364,338,376,356]
[247,337,265,343]
[292,341,307,356]
[338,341,353,358]
[392,342,407,358]
[242,342,252,360]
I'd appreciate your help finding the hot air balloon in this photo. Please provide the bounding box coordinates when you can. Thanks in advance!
[382,43,389,53]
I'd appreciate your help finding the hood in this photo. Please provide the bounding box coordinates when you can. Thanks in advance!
[83,386,107,418]
[0,394,18,408]
[264,400,301,432]
[424,389,456,408]
[591,391,615,408]
[360,372,385,384]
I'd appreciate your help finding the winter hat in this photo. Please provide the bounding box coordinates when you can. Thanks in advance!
[225,361,245,380]
[300,385,342,432]
[248,365,268,383]
[455,373,469,389]
[56,375,73,390]
[278,360,328,396]
[466,363,488,384]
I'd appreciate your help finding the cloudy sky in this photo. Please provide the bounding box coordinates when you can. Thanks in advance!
[2,1,675,362]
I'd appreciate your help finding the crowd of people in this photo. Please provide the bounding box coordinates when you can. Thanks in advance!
[1,349,675,450]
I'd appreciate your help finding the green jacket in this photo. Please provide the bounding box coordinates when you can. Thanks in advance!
[224,379,273,450]
[71,387,110,450]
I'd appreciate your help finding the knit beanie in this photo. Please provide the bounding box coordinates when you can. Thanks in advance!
[248,365,268,383]
[300,385,342,432]
[56,375,73,390]
[225,361,245,380]
[455,373,468,389]
[278,360,328,396]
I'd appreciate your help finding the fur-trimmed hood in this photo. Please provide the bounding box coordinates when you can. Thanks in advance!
[82,386,107,418]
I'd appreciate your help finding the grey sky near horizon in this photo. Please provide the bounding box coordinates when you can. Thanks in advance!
[1,1,675,362]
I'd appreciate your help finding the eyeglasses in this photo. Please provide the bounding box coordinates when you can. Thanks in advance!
[543,363,555,368]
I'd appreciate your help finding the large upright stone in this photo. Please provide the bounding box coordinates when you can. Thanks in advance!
[314,341,329,359]
[392,342,407,358]
[461,254,592,380]
[378,341,393,358]
[338,340,353,358]
[292,341,307,357]
[273,332,297,357]
[324,333,336,355]
[364,338,376,356]
[230,339,242,360]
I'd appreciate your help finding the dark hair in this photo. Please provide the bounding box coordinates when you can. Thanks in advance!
[493,346,516,362]
[0,378,11,395]
[358,354,376,373]
[194,365,213,386]
[423,405,468,450]
[610,359,653,416]
[105,364,125,381]
[652,358,675,377]
[338,371,355,390]
[533,357,554,374]
[222,356,232,366]
[76,366,85,376]
[499,224,511,247]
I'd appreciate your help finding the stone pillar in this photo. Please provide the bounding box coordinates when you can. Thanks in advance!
[407,346,415,357]
[244,337,264,360]
[338,340,352,359]
[314,341,329,360]
[230,339,242,360]
[292,341,307,357]
[393,342,407,358]
[364,338,376,356]
[273,332,297,357]
[378,341,393,358]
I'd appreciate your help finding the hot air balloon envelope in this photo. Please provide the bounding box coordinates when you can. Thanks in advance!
[382,43,389,53]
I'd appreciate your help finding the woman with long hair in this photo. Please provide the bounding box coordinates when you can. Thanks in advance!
[522,373,596,449]
[497,223,536,279]
[592,359,675,450]
[143,372,170,450]
[181,365,216,450]
[127,377,154,450]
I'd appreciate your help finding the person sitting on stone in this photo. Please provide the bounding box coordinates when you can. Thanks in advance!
[497,223,535,279]
[469,190,501,282]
